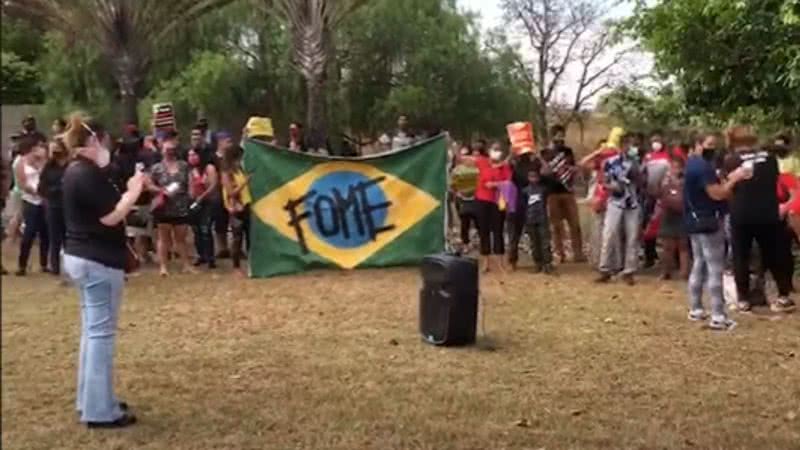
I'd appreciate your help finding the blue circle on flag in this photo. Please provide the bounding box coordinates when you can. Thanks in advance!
[305,171,389,249]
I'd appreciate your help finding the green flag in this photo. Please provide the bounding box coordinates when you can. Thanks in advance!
[243,136,447,278]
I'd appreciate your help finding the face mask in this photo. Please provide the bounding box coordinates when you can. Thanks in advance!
[489,149,503,161]
[96,146,111,168]
[701,148,716,161]
[651,142,663,151]
[627,147,639,159]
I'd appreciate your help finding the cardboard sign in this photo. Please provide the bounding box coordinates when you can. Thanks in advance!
[152,103,176,131]
[506,122,535,155]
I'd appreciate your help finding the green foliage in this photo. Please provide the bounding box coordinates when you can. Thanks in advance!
[632,0,800,126]
[1,51,43,104]
[340,0,532,140]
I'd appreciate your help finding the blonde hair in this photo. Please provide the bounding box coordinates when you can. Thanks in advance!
[726,125,758,149]
[62,112,106,157]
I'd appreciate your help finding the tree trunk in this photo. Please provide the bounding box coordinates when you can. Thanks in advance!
[533,106,549,148]
[305,75,328,151]
[121,92,139,128]
[111,53,142,127]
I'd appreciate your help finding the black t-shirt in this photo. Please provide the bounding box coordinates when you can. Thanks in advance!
[38,161,67,208]
[541,145,576,194]
[63,157,126,270]
[727,149,780,226]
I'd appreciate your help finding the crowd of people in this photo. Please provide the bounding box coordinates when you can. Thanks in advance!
[449,124,798,331]
[0,110,797,428]
[1,115,263,278]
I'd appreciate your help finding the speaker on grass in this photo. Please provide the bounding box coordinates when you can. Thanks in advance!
[419,253,479,346]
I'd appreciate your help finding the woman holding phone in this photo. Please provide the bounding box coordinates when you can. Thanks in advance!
[147,137,193,276]
[61,113,145,427]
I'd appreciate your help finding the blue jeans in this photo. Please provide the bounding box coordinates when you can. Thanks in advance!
[688,229,727,320]
[192,201,215,265]
[63,254,126,422]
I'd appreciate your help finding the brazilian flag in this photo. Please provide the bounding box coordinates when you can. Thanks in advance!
[243,136,447,278]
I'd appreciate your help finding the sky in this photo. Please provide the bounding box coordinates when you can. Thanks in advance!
[457,0,652,105]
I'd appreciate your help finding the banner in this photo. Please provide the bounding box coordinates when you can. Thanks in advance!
[243,136,447,278]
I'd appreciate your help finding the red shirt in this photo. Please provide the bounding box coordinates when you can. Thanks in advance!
[189,167,208,199]
[475,157,511,203]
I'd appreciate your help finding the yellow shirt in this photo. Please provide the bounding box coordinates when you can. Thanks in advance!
[779,154,800,176]
[223,169,252,210]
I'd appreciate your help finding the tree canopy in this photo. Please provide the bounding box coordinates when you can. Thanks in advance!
[631,0,800,127]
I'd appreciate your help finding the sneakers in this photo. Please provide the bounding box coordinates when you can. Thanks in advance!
[594,273,612,284]
[770,297,796,313]
[688,309,708,322]
[707,317,737,331]
[736,301,752,313]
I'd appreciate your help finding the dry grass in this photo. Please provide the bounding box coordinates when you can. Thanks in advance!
[2,250,799,450]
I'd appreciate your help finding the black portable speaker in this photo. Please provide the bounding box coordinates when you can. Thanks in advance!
[419,253,479,346]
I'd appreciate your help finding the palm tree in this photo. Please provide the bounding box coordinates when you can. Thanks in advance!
[4,0,233,126]
[266,0,367,150]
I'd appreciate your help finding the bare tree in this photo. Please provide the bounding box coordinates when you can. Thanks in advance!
[5,0,233,126]
[499,0,636,144]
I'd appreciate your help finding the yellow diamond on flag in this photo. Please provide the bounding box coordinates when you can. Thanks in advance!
[251,161,440,269]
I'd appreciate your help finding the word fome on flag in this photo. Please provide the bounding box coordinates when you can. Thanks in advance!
[243,136,447,278]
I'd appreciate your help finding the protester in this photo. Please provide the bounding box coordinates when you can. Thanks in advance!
[595,134,643,285]
[774,134,800,241]
[642,131,671,268]
[190,126,214,165]
[723,126,795,312]
[684,132,749,330]
[391,115,415,150]
[51,118,67,136]
[580,139,622,272]
[188,148,219,269]
[20,115,46,142]
[15,136,49,276]
[148,137,194,276]
[0,137,11,275]
[60,113,143,427]
[220,145,252,276]
[541,125,585,263]
[37,138,70,275]
[507,148,538,270]
[474,141,511,273]
[657,155,689,280]
[211,132,232,259]
[523,163,557,274]
[3,135,24,249]
[288,122,308,152]
[196,118,214,147]
[450,144,479,253]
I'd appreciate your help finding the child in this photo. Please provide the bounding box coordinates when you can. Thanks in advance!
[658,155,690,279]
[522,166,555,273]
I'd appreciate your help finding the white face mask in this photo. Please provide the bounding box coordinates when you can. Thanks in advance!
[489,149,503,161]
[652,142,663,151]
[96,146,111,168]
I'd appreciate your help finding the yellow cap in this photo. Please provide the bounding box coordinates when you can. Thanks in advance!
[607,127,624,149]
[245,117,274,139]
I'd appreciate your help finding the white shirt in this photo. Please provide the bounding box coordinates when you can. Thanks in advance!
[20,161,42,205]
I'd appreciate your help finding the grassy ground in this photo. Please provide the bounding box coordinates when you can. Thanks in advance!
[2,250,799,450]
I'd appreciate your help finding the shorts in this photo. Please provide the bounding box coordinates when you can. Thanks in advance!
[156,216,190,226]
[3,191,22,222]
